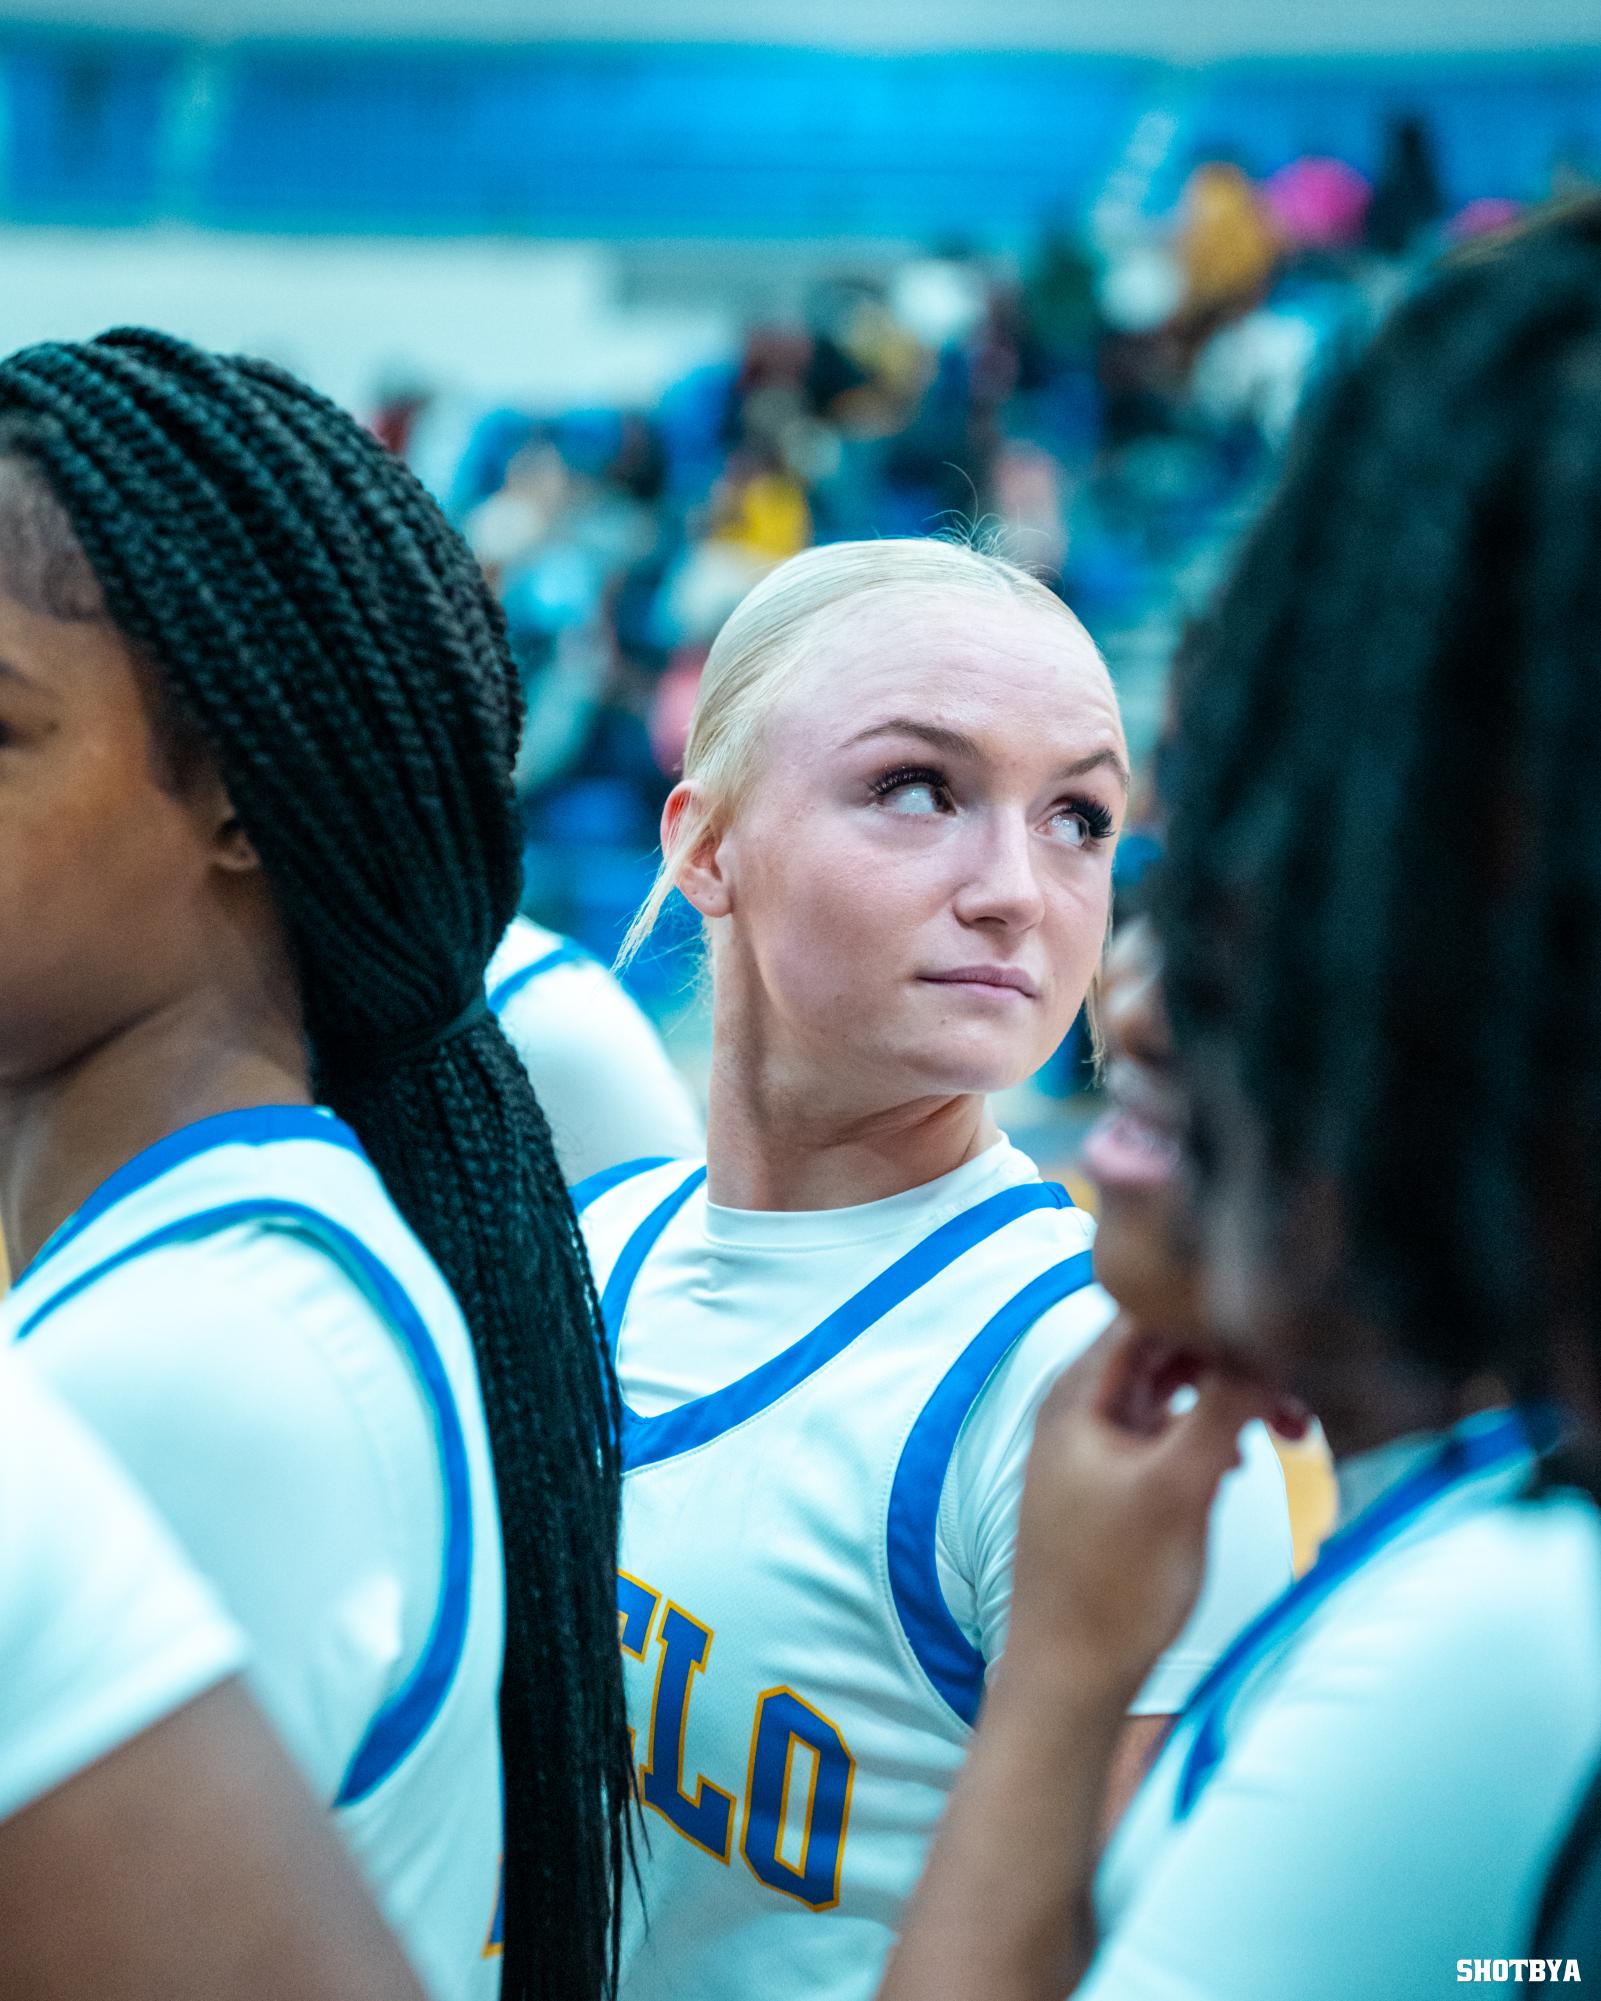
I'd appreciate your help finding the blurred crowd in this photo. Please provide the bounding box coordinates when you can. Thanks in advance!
[365,112,1598,1010]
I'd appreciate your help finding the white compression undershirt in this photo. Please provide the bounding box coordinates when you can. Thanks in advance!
[0,1346,245,1822]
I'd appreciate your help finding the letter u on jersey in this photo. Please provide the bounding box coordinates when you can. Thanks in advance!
[618,1570,856,1910]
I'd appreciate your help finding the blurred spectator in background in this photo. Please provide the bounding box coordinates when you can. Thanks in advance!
[1263,156,1372,256]
[1366,113,1446,258]
[1173,161,1281,337]
[1449,197,1525,241]
[368,374,432,462]
[1023,227,1103,373]
[464,437,570,591]
[705,440,812,564]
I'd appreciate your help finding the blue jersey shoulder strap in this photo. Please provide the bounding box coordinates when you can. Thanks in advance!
[886,1251,1098,1726]
[569,1155,680,1216]
[18,1105,364,1285]
[605,1173,1075,1473]
[487,938,591,1016]
[1170,1404,1542,1820]
[596,1164,708,1350]
[15,1198,473,1810]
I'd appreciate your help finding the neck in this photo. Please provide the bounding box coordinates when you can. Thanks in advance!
[0,989,311,1274]
[1305,1351,1508,1466]
[703,1037,999,1212]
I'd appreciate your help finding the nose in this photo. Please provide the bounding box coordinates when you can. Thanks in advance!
[1101,916,1173,1065]
[951,808,1047,935]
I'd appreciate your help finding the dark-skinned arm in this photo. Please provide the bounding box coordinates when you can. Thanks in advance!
[0,1678,428,2001]
[880,1319,1288,2001]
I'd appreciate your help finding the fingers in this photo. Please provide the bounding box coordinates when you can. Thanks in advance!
[1088,1324,1279,1444]
[1035,1317,1295,1509]
[1031,1315,1145,1432]
[1085,1321,1197,1436]
[1148,1366,1284,1514]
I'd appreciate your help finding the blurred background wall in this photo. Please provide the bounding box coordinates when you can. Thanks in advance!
[0,5,1596,404]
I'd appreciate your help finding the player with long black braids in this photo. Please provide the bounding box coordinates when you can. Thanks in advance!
[0,329,630,2000]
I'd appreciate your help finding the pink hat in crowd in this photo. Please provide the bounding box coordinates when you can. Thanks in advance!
[1264,156,1372,250]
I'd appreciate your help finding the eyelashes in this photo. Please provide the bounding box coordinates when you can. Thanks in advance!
[869,763,949,803]
[1075,798,1116,841]
[868,762,1116,843]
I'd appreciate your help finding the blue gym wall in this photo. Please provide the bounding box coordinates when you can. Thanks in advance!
[0,34,1597,235]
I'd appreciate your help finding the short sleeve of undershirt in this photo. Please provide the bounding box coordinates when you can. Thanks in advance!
[20,1224,442,1804]
[936,1286,1295,1715]
[0,1348,245,1823]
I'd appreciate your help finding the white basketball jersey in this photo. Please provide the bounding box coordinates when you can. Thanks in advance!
[578,1154,1100,2001]
[486,917,703,1184]
[1,1107,505,2001]
[1081,1415,1601,2001]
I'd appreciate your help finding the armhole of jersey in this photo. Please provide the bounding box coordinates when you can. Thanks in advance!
[569,1155,677,1216]
[886,1247,1096,1727]
[14,1199,473,1809]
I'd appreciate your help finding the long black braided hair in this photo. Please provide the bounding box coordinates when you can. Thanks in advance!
[1156,204,1601,1432]
[0,328,632,1999]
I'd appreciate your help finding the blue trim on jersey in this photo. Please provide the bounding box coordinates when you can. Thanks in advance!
[18,1106,366,1285]
[886,1251,1098,1726]
[1171,1404,1544,1820]
[570,1156,677,1216]
[602,1172,1074,1473]
[487,939,590,1015]
[15,1195,473,1810]
[597,1165,708,1368]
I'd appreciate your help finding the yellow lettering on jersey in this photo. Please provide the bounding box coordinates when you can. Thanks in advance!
[617,1569,662,1773]
[481,1855,504,1959]
[616,1579,854,1902]
[740,1686,855,1911]
[639,1600,735,1864]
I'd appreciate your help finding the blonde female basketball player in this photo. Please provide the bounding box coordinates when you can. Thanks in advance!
[575,539,1294,2001]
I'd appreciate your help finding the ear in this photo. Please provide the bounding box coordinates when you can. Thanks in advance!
[216,811,262,874]
[662,780,733,921]
[191,769,262,876]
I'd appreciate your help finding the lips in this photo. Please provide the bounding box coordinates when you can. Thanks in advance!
[1082,1058,1186,1193]
[919,966,1041,1000]
[1080,1108,1182,1191]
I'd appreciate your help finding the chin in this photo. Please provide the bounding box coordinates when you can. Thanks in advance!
[1092,1210,1201,1329]
[895,1034,1040,1101]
